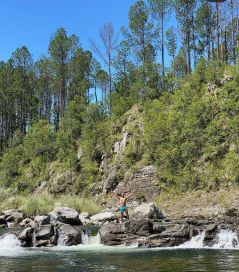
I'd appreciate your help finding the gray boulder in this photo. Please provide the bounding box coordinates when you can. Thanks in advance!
[0,215,7,226]
[3,209,23,223]
[58,224,81,246]
[90,212,117,223]
[19,218,33,227]
[99,222,127,246]
[34,215,51,226]
[132,203,164,220]
[79,212,91,225]
[203,224,219,247]
[50,207,82,225]
[18,227,34,247]
[36,224,54,240]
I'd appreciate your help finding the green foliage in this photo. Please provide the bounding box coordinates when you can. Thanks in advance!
[143,65,239,190]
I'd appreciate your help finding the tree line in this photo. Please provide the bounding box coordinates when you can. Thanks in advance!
[0,0,239,154]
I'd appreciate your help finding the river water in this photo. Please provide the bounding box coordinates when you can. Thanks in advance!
[1,231,239,272]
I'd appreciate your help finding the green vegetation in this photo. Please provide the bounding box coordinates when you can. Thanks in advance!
[0,1,239,210]
[0,188,101,216]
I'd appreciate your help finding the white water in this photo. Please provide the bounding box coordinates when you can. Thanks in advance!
[178,231,206,249]
[213,229,238,249]
[179,229,239,249]
[1,228,239,254]
[0,234,21,249]
[81,231,101,245]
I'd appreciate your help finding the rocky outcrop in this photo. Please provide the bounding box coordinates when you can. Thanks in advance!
[50,207,82,225]
[58,224,82,246]
[203,224,219,247]
[115,166,160,203]
[13,207,84,247]
[90,212,117,224]
[18,227,34,247]
[132,203,164,220]
[113,132,129,154]
[2,209,23,223]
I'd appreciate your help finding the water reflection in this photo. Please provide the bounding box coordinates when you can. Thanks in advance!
[0,249,239,272]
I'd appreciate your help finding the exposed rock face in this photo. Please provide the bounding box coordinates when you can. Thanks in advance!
[19,218,33,227]
[115,166,160,203]
[3,209,23,223]
[34,215,51,226]
[50,207,82,225]
[58,224,81,246]
[132,203,164,220]
[90,212,117,224]
[34,224,57,247]
[103,165,122,193]
[113,132,129,154]
[36,224,54,240]
[99,219,192,247]
[18,227,34,247]
[79,212,91,225]
[203,224,219,247]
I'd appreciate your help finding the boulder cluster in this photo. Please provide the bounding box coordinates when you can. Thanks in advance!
[1,203,239,248]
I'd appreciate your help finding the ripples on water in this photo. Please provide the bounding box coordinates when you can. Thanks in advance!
[0,247,239,272]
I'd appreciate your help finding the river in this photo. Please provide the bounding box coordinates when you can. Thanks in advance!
[0,231,239,271]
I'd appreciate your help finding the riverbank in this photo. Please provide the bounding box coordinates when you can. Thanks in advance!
[157,188,239,219]
[1,200,239,249]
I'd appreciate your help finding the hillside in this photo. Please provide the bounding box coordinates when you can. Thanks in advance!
[1,62,239,216]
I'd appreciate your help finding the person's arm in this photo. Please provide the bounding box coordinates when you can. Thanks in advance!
[111,192,120,199]
[125,192,133,199]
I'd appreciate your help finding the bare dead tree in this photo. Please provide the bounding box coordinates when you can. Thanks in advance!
[90,22,118,93]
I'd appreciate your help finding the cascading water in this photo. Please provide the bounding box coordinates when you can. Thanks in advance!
[213,229,238,249]
[179,229,239,249]
[178,231,206,249]
[0,234,21,249]
[81,229,101,245]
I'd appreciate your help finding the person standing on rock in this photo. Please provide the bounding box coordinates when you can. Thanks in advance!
[111,192,133,222]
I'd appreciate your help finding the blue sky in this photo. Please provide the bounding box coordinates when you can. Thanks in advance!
[0,0,136,61]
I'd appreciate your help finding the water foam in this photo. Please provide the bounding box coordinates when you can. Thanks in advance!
[178,229,239,250]
[81,230,101,245]
[0,234,21,249]
[178,231,205,249]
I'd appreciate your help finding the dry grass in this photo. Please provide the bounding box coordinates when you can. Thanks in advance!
[0,188,101,217]
[156,187,239,218]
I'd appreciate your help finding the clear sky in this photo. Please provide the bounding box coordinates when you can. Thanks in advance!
[0,0,136,61]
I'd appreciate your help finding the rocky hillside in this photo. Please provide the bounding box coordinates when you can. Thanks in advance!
[1,64,239,218]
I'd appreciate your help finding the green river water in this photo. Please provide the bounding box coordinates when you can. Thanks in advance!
[0,246,239,272]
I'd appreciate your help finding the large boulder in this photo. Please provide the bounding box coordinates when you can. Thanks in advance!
[36,224,54,240]
[79,212,91,225]
[19,218,33,227]
[18,227,34,247]
[90,212,117,224]
[57,224,81,246]
[132,203,164,220]
[50,207,82,225]
[0,216,7,226]
[203,224,219,247]
[3,209,23,223]
[129,219,153,236]
[34,215,51,226]
[99,222,127,246]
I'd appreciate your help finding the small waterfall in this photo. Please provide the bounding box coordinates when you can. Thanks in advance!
[32,230,36,247]
[57,231,68,246]
[178,231,205,249]
[179,229,239,249]
[81,229,101,245]
[0,234,21,249]
[213,229,238,249]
